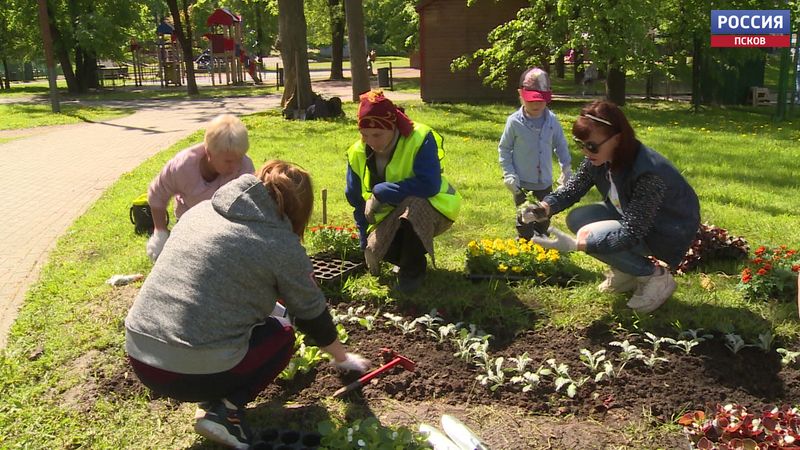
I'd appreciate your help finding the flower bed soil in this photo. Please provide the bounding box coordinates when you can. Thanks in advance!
[256,317,800,448]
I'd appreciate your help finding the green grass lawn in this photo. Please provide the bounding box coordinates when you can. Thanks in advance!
[0,103,133,130]
[0,84,276,130]
[1,98,799,447]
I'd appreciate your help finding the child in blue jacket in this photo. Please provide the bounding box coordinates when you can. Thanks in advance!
[498,67,572,239]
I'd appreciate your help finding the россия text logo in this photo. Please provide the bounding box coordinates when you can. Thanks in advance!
[710,10,791,48]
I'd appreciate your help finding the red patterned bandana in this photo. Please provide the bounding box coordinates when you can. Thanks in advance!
[357,90,414,136]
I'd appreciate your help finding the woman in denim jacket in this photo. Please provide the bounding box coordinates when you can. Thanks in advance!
[523,100,700,314]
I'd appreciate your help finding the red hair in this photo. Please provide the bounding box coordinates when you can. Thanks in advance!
[572,101,639,172]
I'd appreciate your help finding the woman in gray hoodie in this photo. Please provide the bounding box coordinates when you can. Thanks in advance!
[125,160,369,449]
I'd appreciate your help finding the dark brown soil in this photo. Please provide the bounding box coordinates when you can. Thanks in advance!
[253,312,800,449]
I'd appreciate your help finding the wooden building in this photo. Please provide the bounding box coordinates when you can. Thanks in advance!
[416,0,528,103]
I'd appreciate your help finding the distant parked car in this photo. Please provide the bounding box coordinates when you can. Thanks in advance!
[194,50,224,71]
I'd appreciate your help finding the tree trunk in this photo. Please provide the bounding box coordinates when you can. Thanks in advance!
[165,0,198,95]
[344,0,370,101]
[606,64,626,106]
[278,0,314,113]
[329,0,344,80]
[691,34,702,111]
[255,6,266,58]
[554,52,565,79]
[47,11,77,93]
[2,56,11,89]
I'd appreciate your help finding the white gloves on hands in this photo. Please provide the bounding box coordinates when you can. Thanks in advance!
[334,352,371,373]
[531,227,577,252]
[364,195,381,224]
[520,202,549,224]
[503,174,520,194]
[146,229,170,262]
[557,168,572,186]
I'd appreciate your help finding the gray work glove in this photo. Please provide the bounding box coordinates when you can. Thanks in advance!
[503,173,520,194]
[531,227,577,252]
[334,352,371,373]
[364,195,381,224]
[146,229,170,262]
[520,202,549,224]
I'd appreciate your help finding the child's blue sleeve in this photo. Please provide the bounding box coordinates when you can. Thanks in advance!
[552,116,571,168]
[498,116,516,176]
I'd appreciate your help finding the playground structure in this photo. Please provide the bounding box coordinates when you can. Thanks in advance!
[203,8,261,85]
[156,21,184,87]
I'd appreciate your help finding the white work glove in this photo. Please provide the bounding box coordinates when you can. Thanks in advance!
[146,229,170,262]
[557,168,572,186]
[531,227,577,252]
[364,195,381,224]
[503,173,520,194]
[520,202,549,224]
[334,352,371,373]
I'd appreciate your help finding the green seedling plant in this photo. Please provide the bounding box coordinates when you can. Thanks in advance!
[750,331,774,352]
[413,310,443,330]
[678,328,714,341]
[279,333,326,380]
[336,323,349,344]
[382,312,417,334]
[451,327,492,366]
[609,340,645,376]
[509,352,532,374]
[643,332,676,354]
[777,348,800,366]
[476,356,507,392]
[317,417,429,450]
[429,322,458,343]
[510,364,553,392]
[547,358,588,398]
[670,338,703,355]
[724,333,747,354]
[641,351,669,369]
[579,349,615,383]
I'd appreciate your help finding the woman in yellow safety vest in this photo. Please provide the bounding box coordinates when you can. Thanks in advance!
[345,90,461,294]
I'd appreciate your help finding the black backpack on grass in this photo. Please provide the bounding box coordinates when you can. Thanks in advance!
[130,193,168,235]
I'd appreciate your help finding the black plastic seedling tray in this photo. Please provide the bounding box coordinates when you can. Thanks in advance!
[250,428,321,449]
[310,256,364,285]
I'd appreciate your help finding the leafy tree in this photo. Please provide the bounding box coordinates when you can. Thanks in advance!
[363,0,418,54]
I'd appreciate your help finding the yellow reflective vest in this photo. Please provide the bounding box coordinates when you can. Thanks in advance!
[346,123,461,232]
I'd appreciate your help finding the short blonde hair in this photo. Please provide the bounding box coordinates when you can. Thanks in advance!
[257,160,313,238]
[204,114,249,156]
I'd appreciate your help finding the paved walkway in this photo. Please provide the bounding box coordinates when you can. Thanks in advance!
[0,79,420,348]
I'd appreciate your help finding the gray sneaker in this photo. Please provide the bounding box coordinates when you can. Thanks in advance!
[598,268,637,293]
[194,400,251,449]
[627,269,676,313]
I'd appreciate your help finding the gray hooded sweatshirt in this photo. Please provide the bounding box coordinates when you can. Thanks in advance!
[126,174,328,374]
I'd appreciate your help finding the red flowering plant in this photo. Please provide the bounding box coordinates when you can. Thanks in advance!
[306,224,363,261]
[737,245,800,301]
[678,403,800,449]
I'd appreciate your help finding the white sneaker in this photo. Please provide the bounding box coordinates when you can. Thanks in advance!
[598,269,637,293]
[627,268,676,313]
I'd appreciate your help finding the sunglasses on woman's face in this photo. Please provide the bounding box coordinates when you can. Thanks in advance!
[573,134,615,154]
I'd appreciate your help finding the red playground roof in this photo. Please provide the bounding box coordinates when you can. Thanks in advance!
[206,8,241,26]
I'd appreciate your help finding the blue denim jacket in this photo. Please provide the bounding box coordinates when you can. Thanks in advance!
[545,143,700,266]
[498,108,571,190]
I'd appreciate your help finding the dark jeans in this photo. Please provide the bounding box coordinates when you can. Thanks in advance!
[514,187,552,239]
[383,219,427,278]
[128,318,295,408]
